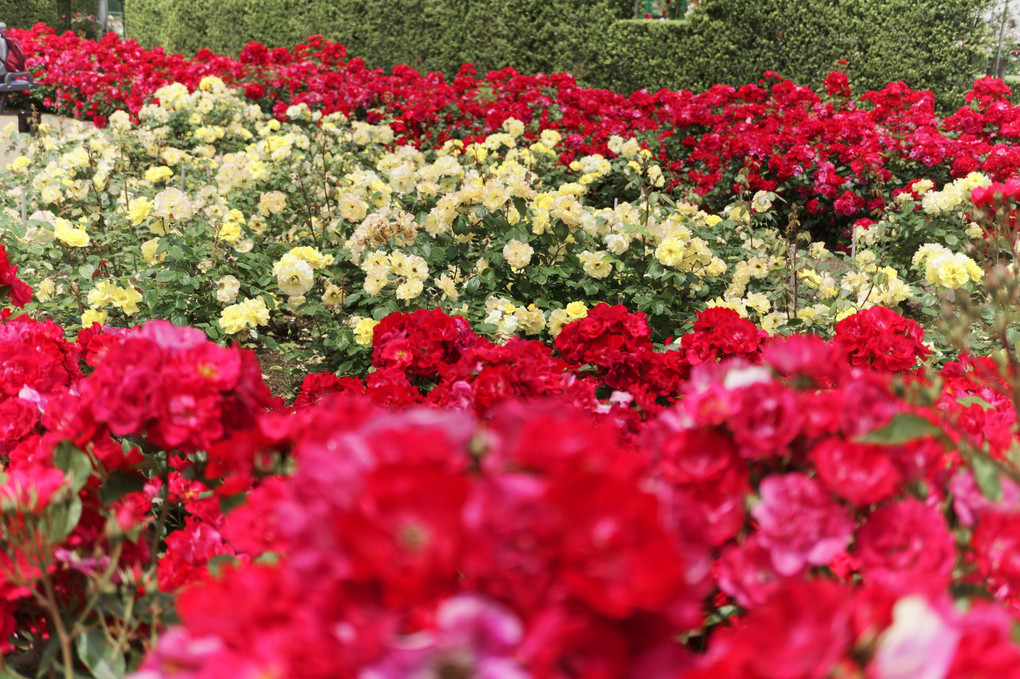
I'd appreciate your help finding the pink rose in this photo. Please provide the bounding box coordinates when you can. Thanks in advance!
[751,473,853,576]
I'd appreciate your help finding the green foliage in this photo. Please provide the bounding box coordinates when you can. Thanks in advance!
[595,0,991,110]
[0,0,59,29]
[593,20,695,93]
[0,0,97,31]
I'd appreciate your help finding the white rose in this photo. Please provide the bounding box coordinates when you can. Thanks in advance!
[276,260,315,296]
[216,275,240,304]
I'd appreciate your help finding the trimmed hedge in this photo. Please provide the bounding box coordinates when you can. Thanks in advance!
[123,0,991,110]
[0,0,59,29]
[126,0,627,78]
[1,0,97,30]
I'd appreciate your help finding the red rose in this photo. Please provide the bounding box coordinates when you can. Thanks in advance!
[729,381,802,458]
[811,438,902,507]
[971,511,1020,594]
[244,82,266,99]
[855,499,955,594]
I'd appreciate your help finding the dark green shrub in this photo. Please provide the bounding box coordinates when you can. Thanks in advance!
[0,0,59,29]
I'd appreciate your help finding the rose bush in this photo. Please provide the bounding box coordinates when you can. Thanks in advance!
[8,24,1020,237]
[1,258,1020,676]
[0,65,1010,388]
[4,27,1020,679]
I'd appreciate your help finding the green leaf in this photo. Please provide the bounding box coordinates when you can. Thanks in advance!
[957,396,995,412]
[35,636,60,678]
[53,441,92,493]
[857,414,943,445]
[207,554,240,578]
[46,495,82,542]
[99,471,147,506]
[219,493,247,515]
[4,218,26,240]
[972,455,1004,502]
[75,628,125,679]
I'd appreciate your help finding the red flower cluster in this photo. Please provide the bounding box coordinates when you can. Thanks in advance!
[4,281,1020,676]
[69,321,278,490]
[0,244,31,308]
[133,314,1020,678]
[371,307,477,378]
[833,305,930,372]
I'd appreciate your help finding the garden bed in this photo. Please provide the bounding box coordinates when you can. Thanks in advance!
[1,30,1020,679]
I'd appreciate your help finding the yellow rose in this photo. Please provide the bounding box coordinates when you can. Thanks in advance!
[540,129,562,147]
[547,308,570,337]
[129,196,154,226]
[353,317,379,347]
[241,296,270,327]
[198,75,226,91]
[219,297,269,334]
[36,278,55,302]
[435,274,459,301]
[152,188,194,223]
[111,286,143,315]
[219,304,248,334]
[655,237,686,268]
[276,260,315,296]
[502,239,534,272]
[338,193,368,222]
[54,221,90,248]
[41,185,62,204]
[395,278,424,302]
[8,156,30,173]
[144,166,174,184]
[88,280,116,308]
[579,250,613,279]
[321,283,344,308]
[81,307,108,328]
[258,190,287,216]
[565,301,588,320]
[364,274,387,297]
[216,275,240,304]
[286,246,334,270]
[218,221,242,243]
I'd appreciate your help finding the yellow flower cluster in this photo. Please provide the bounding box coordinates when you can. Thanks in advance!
[919,172,991,215]
[359,250,429,302]
[219,296,270,334]
[270,247,334,299]
[913,244,983,289]
[87,279,143,318]
[483,297,547,341]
